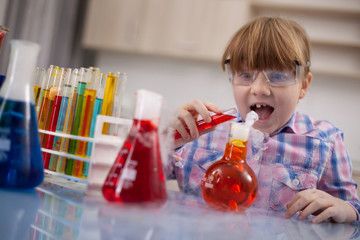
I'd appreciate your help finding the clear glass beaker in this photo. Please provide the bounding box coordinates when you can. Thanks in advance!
[102,89,167,205]
[0,40,43,188]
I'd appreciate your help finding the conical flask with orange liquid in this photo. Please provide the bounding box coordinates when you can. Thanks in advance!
[201,111,258,212]
[102,89,167,205]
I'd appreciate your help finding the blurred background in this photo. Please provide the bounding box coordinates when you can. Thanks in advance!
[0,0,359,170]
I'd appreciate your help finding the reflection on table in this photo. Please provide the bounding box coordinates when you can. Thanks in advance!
[0,181,359,240]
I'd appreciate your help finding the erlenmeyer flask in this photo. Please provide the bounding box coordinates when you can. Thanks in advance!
[201,122,257,212]
[0,25,9,53]
[102,89,167,205]
[0,40,43,188]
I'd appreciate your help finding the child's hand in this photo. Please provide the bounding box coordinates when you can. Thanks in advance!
[172,100,222,148]
[285,189,357,223]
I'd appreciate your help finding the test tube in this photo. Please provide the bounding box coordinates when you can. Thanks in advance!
[108,72,127,136]
[56,69,80,173]
[65,68,91,176]
[72,67,100,177]
[174,108,238,140]
[38,66,60,147]
[100,72,118,134]
[86,73,106,156]
[44,68,72,170]
[48,68,74,172]
[36,65,55,117]
[42,68,70,169]
[83,73,106,177]
[32,67,45,108]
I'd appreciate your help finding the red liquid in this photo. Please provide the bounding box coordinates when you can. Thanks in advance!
[102,119,167,205]
[201,142,257,212]
[43,95,62,169]
[0,28,8,52]
[174,113,236,139]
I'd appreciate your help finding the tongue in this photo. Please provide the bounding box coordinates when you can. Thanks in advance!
[254,106,273,120]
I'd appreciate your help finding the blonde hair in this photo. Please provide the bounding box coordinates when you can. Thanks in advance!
[222,17,311,76]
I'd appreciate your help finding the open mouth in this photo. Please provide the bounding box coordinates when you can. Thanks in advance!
[250,104,274,120]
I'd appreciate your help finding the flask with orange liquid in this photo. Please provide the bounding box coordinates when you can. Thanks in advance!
[201,111,258,212]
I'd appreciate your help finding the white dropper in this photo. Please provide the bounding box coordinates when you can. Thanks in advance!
[229,111,259,143]
[245,111,259,127]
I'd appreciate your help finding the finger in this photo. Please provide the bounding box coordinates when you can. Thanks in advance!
[175,108,200,139]
[285,194,301,210]
[297,199,330,221]
[311,207,337,224]
[183,114,199,139]
[203,101,223,114]
[173,117,190,140]
[190,100,213,123]
[285,195,311,218]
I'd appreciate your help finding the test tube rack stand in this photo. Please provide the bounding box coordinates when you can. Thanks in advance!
[39,115,132,196]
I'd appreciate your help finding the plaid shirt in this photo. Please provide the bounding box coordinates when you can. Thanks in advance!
[165,111,360,216]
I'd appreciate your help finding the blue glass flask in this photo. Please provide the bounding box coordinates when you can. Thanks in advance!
[0,40,43,188]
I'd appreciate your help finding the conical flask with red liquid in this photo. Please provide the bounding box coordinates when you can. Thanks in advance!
[102,89,167,205]
[201,111,258,212]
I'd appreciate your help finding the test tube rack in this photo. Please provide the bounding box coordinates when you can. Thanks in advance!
[39,115,132,196]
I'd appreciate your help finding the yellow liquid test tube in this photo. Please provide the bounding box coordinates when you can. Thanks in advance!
[109,72,127,136]
[33,67,45,109]
[100,72,118,134]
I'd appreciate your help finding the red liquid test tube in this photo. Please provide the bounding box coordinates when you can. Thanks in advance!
[174,108,238,139]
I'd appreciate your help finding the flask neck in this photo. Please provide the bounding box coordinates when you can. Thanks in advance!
[0,40,40,103]
[223,142,248,163]
[132,118,159,132]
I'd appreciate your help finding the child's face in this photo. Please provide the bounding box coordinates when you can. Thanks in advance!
[233,71,311,134]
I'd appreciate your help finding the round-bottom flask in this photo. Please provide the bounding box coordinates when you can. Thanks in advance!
[201,122,257,212]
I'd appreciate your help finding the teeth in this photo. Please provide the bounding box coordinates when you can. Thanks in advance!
[255,104,267,108]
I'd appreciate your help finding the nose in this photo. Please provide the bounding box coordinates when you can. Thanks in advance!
[250,71,271,96]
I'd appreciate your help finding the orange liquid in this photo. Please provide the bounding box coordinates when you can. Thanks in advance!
[73,89,96,178]
[201,142,257,212]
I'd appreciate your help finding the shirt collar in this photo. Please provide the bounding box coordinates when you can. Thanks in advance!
[271,112,316,136]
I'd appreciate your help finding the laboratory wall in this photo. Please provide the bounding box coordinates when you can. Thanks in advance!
[95,51,360,169]
[0,0,359,169]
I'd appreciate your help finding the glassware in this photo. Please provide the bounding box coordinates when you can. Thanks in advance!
[102,89,167,205]
[73,67,100,177]
[100,72,118,134]
[65,67,91,175]
[201,121,258,212]
[45,68,72,170]
[0,40,43,188]
[0,25,9,53]
[174,108,238,140]
[33,67,46,109]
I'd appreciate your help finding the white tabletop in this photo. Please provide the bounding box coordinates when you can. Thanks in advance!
[1,180,359,240]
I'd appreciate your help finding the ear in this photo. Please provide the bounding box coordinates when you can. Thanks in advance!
[299,72,312,99]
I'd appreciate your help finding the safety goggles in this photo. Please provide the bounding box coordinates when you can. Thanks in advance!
[224,59,310,87]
